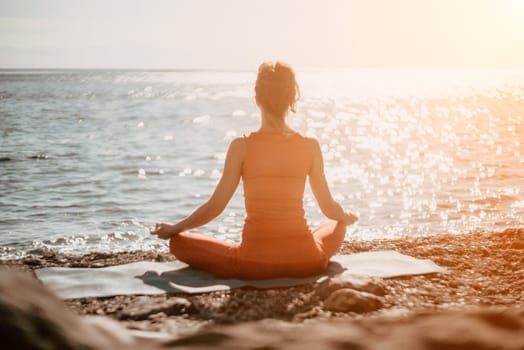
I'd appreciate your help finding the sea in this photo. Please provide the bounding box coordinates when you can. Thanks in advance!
[1,69,523,259]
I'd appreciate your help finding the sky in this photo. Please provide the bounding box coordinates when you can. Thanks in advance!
[1,0,524,69]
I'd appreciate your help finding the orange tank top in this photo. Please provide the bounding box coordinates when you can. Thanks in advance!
[240,131,315,261]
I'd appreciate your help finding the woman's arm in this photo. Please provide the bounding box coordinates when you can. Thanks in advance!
[151,137,245,239]
[308,138,358,225]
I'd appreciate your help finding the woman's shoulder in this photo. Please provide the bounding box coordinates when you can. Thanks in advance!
[303,135,320,147]
[227,137,247,158]
[230,136,247,148]
[286,133,319,154]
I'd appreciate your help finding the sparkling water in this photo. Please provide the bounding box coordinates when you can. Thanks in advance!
[1,69,523,258]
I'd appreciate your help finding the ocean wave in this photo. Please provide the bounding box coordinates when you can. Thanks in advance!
[0,230,168,260]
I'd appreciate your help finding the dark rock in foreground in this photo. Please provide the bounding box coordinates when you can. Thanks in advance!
[0,269,137,350]
[170,308,524,350]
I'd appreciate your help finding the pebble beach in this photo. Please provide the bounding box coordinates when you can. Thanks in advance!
[2,228,523,349]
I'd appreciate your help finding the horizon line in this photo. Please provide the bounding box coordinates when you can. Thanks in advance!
[2,66,524,73]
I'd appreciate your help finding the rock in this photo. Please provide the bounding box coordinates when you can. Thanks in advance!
[118,296,195,320]
[71,262,86,267]
[28,152,48,160]
[448,279,463,288]
[165,308,524,350]
[323,288,384,313]
[510,240,524,249]
[316,272,387,299]
[0,269,137,350]
[22,257,42,266]
[93,252,113,259]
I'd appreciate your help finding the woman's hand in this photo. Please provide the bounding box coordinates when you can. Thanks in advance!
[150,223,178,240]
[343,212,358,226]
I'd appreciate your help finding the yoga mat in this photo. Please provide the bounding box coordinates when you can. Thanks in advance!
[35,251,447,299]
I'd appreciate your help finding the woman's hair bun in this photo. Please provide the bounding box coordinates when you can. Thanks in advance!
[274,62,293,79]
[255,61,300,116]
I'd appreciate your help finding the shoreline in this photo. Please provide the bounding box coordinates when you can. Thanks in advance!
[1,228,523,347]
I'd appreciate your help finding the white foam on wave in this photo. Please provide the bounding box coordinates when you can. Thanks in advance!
[6,233,167,260]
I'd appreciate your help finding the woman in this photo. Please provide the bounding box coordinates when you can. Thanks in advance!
[151,62,357,279]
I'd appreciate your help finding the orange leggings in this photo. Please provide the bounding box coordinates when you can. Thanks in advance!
[169,220,346,279]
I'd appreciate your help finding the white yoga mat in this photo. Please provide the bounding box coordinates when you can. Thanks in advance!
[35,251,447,299]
